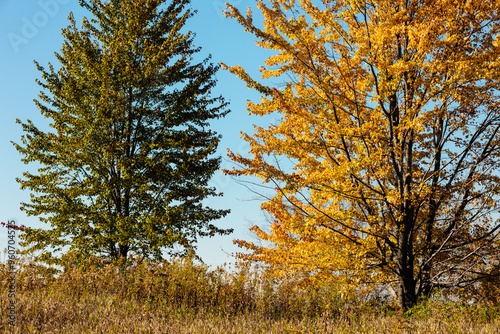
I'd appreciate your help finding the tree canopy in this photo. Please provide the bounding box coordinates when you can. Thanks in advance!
[224,0,500,309]
[13,0,231,265]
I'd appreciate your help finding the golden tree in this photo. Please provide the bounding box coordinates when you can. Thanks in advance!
[223,0,500,309]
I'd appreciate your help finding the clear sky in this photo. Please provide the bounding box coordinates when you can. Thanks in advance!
[0,0,276,267]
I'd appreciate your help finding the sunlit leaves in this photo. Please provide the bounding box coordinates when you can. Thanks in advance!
[225,0,500,308]
[13,0,231,265]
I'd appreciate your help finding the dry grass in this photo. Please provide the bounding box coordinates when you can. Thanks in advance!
[1,256,499,333]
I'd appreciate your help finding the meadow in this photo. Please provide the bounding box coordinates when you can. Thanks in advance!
[1,255,500,333]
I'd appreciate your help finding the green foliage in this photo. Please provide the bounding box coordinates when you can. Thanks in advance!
[405,294,500,326]
[12,0,231,265]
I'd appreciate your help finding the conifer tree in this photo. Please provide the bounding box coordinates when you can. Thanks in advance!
[13,0,231,264]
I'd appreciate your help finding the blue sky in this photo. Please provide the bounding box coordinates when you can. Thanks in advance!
[0,0,277,267]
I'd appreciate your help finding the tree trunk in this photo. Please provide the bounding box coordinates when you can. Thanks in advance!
[119,243,129,259]
[398,272,417,310]
[397,215,417,310]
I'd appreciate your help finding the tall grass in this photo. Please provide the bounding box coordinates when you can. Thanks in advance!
[1,255,500,333]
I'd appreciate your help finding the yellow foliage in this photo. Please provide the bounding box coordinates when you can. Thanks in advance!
[224,0,500,309]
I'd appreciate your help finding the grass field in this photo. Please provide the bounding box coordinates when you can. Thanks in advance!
[1,256,500,333]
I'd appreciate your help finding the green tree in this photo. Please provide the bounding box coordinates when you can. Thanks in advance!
[13,0,231,265]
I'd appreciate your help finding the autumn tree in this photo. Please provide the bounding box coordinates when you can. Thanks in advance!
[13,0,231,265]
[223,0,500,309]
